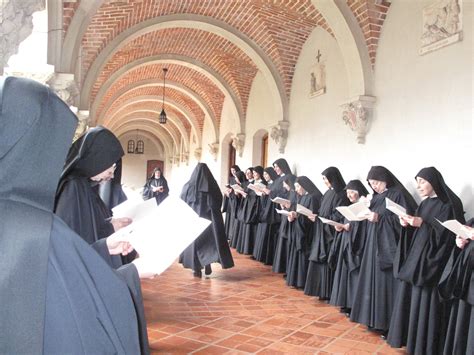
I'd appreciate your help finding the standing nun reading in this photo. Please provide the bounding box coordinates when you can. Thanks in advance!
[350,166,417,337]
[55,126,132,245]
[180,163,234,277]
[387,167,465,353]
[305,167,349,300]
[286,176,322,289]
[329,180,369,314]
[142,167,169,205]
[0,77,149,354]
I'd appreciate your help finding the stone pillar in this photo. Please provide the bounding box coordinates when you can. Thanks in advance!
[270,120,290,154]
[232,133,245,157]
[340,96,376,144]
[46,72,79,106]
[0,0,45,74]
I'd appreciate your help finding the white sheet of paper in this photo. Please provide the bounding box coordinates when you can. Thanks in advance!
[296,204,314,217]
[336,201,371,221]
[436,219,472,239]
[112,196,211,275]
[275,208,291,216]
[271,197,290,205]
[385,197,407,217]
[318,216,345,228]
[112,197,158,222]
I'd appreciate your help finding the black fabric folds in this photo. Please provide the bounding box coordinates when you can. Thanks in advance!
[321,167,346,193]
[273,158,292,175]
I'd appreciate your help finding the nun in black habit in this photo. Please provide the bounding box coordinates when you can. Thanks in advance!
[253,167,281,264]
[0,77,148,354]
[438,218,474,355]
[387,167,465,353]
[223,165,241,240]
[228,170,247,249]
[142,167,169,205]
[269,158,296,201]
[99,159,127,209]
[55,126,131,245]
[350,166,417,335]
[305,167,350,299]
[329,180,369,313]
[272,175,298,274]
[286,176,322,289]
[179,163,234,277]
[235,167,262,255]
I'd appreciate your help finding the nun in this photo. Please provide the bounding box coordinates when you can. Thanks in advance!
[329,180,369,315]
[253,167,281,264]
[55,126,132,245]
[286,176,322,289]
[179,163,234,277]
[439,218,473,355]
[0,76,149,354]
[223,165,241,240]
[387,167,465,353]
[142,167,169,205]
[350,166,417,337]
[305,167,350,300]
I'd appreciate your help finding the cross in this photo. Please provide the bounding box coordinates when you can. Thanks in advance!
[316,50,322,63]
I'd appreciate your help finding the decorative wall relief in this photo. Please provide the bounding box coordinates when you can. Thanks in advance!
[208,142,219,161]
[231,133,245,157]
[270,120,289,154]
[194,147,202,161]
[309,50,326,98]
[420,0,462,55]
[341,96,376,144]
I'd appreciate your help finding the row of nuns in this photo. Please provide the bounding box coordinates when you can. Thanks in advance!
[222,160,473,354]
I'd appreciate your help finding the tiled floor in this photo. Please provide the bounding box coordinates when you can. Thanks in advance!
[143,250,406,354]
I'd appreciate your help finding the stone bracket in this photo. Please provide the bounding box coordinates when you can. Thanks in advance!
[208,142,219,161]
[340,96,376,144]
[270,120,289,154]
[231,133,245,157]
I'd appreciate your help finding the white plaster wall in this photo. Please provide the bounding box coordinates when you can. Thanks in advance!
[120,134,164,191]
[284,2,473,216]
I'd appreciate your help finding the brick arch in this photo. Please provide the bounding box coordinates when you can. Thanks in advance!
[90,58,239,135]
[102,86,205,135]
[98,79,219,141]
[107,112,183,151]
[106,99,194,147]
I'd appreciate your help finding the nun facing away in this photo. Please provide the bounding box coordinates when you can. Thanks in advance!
[350,166,417,336]
[0,77,148,354]
[180,163,234,277]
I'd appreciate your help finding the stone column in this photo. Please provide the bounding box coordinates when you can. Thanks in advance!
[270,120,290,154]
[0,0,45,74]
[341,96,376,144]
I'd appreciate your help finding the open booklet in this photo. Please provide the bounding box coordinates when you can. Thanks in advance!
[230,184,244,192]
[336,201,371,221]
[436,219,472,240]
[318,216,346,229]
[275,208,291,216]
[296,204,315,217]
[271,197,291,205]
[247,183,266,196]
[385,197,407,217]
[110,196,211,275]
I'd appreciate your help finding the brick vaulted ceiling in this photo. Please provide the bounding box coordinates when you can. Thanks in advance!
[62,0,390,153]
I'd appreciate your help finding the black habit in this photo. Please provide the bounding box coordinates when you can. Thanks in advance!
[142,167,170,205]
[387,167,465,354]
[179,163,234,273]
[0,77,146,354]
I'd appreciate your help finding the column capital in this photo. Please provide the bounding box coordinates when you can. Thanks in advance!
[231,133,245,157]
[270,120,290,154]
[47,72,79,106]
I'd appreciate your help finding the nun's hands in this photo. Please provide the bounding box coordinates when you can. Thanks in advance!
[288,211,297,222]
[106,233,134,256]
[400,215,423,228]
[307,214,317,222]
[367,212,379,222]
[132,258,157,279]
[456,236,469,249]
[111,217,133,231]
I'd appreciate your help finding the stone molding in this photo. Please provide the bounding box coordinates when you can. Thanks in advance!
[270,120,289,154]
[341,96,376,144]
[231,133,245,157]
[47,72,79,106]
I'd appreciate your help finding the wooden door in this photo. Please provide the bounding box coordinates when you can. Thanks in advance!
[146,160,164,179]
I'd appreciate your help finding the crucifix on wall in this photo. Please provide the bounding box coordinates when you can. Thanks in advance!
[309,49,326,98]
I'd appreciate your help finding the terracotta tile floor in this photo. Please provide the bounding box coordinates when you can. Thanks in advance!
[143,250,407,354]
